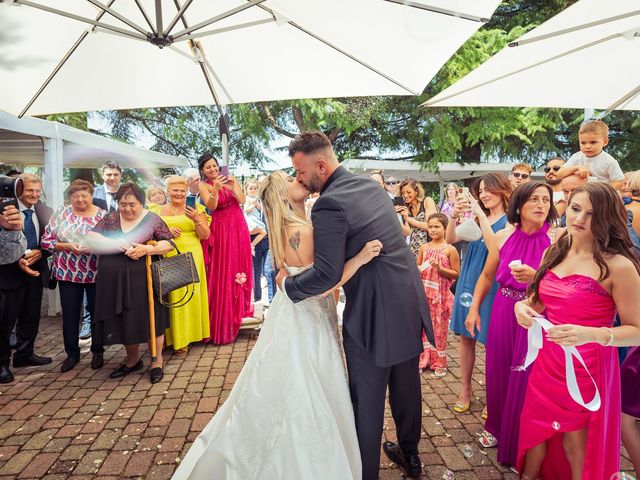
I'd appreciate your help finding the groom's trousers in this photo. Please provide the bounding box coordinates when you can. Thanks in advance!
[343,329,422,480]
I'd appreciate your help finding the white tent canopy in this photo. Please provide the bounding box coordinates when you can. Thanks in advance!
[342,158,543,182]
[0,111,187,208]
[0,0,500,116]
[422,0,640,111]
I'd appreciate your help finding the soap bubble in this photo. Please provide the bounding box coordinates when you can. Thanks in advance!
[442,470,455,480]
[462,445,474,458]
[459,292,473,307]
[610,473,635,480]
[552,421,561,431]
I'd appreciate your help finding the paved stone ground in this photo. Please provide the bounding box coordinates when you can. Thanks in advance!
[0,314,635,480]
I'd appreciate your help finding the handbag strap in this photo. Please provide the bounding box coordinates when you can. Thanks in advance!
[159,283,195,308]
[167,239,182,255]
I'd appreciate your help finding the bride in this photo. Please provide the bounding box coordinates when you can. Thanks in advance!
[172,171,382,480]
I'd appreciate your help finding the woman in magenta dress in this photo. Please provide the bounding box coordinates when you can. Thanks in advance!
[465,182,559,466]
[197,153,253,344]
[514,182,640,480]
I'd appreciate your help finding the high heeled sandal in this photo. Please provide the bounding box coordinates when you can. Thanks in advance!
[478,430,498,448]
[452,401,470,414]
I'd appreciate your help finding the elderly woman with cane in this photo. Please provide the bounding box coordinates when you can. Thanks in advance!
[88,183,174,384]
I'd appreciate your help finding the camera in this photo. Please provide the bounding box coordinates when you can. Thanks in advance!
[0,175,23,211]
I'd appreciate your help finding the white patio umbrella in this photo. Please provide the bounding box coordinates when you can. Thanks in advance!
[1,0,500,118]
[421,0,640,114]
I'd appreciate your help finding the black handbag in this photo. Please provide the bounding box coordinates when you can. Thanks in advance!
[151,242,200,308]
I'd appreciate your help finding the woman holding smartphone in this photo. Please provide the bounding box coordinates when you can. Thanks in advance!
[150,175,211,355]
[198,153,254,344]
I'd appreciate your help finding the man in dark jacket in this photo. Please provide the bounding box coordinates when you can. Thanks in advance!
[278,131,434,480]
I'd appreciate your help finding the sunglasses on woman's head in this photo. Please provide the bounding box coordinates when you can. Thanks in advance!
[544,166,562,173]
[511,172,529,179]
[386,181,399,185]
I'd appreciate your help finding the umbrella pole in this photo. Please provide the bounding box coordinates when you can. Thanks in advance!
[145,241,158,362]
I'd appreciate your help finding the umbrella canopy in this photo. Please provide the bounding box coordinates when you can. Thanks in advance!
[0,0,500,117]
[422,0,640,113]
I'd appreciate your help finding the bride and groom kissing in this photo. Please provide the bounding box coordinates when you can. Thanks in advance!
[173,131,434,480]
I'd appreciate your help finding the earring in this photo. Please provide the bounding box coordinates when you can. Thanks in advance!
[516,208,520,215]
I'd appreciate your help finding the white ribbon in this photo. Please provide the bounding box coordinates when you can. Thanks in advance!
[520,316,601,412]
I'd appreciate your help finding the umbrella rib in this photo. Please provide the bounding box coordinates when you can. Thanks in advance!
[85,0,150,36]
[603,83,640,116]
[256,4,417,95]
[17,0,121,118]
[172,0,266,40]
[173,18,275,41]
[155,0,164,35]
[423,32,621,107]
[134,0,157,35]
[509,10,640,47]
[164,0,195,36]
[15,0,147,40]
[383,0,489,23]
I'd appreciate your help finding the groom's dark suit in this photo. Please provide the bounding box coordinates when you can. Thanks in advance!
[285,167,434,480]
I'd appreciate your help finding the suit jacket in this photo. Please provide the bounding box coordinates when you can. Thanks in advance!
[93,184,117,211]
[285,167,434,367]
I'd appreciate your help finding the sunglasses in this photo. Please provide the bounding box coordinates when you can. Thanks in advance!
[386,181,400,185]
[544,166,562,173]
[511,172,529,179]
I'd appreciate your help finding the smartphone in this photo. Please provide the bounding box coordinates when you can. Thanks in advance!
[219,165,229,177]
[392,196,405,207]
[185,196,196,209]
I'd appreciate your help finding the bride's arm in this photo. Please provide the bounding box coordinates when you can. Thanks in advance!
[322,240,382,296]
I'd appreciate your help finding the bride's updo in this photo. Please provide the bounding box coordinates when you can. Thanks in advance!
[259,171,310,268]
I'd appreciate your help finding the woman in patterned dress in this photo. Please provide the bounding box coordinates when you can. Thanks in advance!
[396,178,437,258]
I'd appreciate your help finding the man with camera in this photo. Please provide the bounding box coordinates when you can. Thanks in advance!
[1,173,45,383]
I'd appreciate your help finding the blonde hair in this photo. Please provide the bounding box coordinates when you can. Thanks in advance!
[579,120,609,138]
[164,175,188,188]
[511,163,533,174]
[259,171,310,268]
[146,186,167,203]
[627,171,640,197]
[244,179,258,195]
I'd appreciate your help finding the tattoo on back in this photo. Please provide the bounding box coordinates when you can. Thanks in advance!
[288,231,301,251]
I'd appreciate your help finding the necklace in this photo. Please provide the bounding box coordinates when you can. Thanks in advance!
[169,203,185,216]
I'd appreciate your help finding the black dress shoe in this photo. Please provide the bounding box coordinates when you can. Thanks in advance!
[0,365,14,384]
[383,441,423,478]
[60,357,79,373]
[13,354,53,368]
[149,367,164,384]
[91,353,104,370]
[110,359,143,379]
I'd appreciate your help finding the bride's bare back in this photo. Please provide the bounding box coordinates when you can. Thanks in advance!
[284,224,315,267]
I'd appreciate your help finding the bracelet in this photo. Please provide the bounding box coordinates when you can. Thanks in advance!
[194,221,202,226]
[602,327,614,347]
[146,246,152,255]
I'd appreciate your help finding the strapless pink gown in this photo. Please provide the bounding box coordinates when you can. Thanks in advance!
[517,270,619,479]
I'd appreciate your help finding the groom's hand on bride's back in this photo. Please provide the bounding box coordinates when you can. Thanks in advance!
[355,239,383,266]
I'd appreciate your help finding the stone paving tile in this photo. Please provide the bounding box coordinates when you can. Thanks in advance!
[0,316,634,479]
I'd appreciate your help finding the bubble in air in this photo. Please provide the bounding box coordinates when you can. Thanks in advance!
[462,445,473,458]
[459,292,473,307]
[552,421,561,431]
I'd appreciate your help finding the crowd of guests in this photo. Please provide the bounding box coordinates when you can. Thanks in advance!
[1,119,640,478]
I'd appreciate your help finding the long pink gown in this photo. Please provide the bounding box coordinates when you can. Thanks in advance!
[201,185,253,344]
[517,270,619,479]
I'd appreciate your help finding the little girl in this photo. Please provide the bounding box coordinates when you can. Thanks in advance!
[417,213,460,376]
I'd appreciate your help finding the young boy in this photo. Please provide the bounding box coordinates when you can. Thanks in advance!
[557,120,625,188]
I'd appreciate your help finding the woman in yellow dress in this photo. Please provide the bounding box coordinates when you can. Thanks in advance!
[149,176,211,355]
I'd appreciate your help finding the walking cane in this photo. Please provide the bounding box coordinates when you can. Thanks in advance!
[145,240,157,362]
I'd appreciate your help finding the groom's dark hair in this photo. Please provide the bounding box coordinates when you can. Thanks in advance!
[288,130,332,157]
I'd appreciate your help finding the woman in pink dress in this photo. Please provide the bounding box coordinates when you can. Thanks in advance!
[198,153,253,344]
[514,182,640,480]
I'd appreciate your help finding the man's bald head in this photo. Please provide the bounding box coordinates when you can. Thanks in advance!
[561,173,588,203]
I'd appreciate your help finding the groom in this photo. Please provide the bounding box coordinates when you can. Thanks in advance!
[277,131,434,480]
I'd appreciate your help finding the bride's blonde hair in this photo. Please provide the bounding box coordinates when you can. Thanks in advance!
[259,171,310,268]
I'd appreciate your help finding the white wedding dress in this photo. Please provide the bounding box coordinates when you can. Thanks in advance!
[172,265,362,480]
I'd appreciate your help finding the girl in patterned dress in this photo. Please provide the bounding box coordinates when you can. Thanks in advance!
[417,213,460,376]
